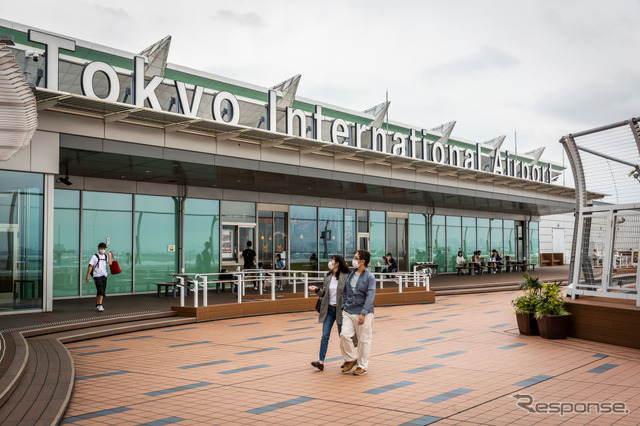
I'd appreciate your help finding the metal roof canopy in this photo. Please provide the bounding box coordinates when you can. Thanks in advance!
[37,88,586,214]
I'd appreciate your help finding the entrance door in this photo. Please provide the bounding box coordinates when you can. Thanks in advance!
[221,224,256,269]
[258,211,288,269]
[357,233,369,252]
[386,216,408,271]
[0,224,19,308]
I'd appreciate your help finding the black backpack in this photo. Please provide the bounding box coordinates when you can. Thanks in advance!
[91,253,107,277]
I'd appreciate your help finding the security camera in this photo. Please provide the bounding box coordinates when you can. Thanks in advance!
[25,50,40,62]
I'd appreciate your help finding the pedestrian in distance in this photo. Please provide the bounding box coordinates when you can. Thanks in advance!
[85,242,112,312]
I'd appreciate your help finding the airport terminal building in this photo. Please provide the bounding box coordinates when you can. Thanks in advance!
[0,19,583,313]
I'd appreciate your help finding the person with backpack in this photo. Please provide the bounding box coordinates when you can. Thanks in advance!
[85,242,112,312]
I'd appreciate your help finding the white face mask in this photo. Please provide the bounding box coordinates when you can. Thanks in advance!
[99,249,105,254]
[352,259,360,268]
[328,261,334,269]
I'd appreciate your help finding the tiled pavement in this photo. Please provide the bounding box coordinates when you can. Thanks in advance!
[63,291,640,425]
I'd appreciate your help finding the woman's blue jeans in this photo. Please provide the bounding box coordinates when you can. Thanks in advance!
[319,305,342,362]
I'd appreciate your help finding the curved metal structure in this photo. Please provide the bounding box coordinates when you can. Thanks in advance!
[561,118,640,306]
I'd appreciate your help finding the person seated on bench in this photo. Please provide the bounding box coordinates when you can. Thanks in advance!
[382,252,398,278]
[456,251,467,275]
[491,249,503,273]
[472,251,483,275]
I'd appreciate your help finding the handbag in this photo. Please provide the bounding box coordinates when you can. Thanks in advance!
[315,296,323,313]
[109,252,122,275]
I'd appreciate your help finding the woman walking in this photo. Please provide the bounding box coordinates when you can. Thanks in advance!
[308,255,350,371]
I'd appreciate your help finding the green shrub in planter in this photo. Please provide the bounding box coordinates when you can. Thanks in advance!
[535,282,570,339]
[511,273,542,335]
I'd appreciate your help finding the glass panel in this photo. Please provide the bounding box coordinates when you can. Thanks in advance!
[432,215,446,271]
[357,210,368,233]
[462,217,476,261]
[54,189,80,297]
[319,208,343,271]
[477,218,490,259]
[82,192,132,295]
[345,209,356,260]
[289,206,317,270]
[185,199,220,273]
[369,211,385,263]
[409,213,428,271]
[258,211,273,267]
[490,219,504,256]
[529,221,540,264]
[134,195,178,292]
[386,217,397,261]
[503,220,516,261]
[0,171,44,311]
[446,216,462,272]
[221,200,255,223]
[397,218,407,271]
[274,212,287,266]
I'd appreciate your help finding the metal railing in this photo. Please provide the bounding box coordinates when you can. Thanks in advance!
[170,268,431,307]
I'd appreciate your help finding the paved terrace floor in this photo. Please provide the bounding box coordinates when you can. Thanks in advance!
[62,289,639,425]
[0,266,570,332]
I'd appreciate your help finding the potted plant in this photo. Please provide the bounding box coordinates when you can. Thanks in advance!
[511,273,542,335]
[535,281,571,339]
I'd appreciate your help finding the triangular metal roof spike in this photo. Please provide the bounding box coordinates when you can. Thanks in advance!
[365,101,390,128]
[522,147,546,163]
[271,74,301,109]
[482,135,506,150]
[139,35,172,78]
[430,121,456,145]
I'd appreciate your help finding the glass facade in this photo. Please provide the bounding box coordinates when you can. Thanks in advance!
[529,221,540,264]
[477,218,490,258]
[0,171,44,311]
[318,208,343,268]
[369,211,386,263]
[82,192,133,295]
[446,216,462,272]
[490,219,503,254]
[344,209,357,260]
[134,195,179,292]
[53,189,80,297]
[432,215,446,270]
[462,217,476,260]
[184,198,220,274]
[289,206,317,270]
[503,220,516,260]
[409,214,428,271]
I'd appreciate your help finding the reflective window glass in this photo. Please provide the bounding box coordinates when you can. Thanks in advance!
[82,192,132,295]
[221,201,255,223]
[409,214,428,270]
[369,211,385,262]
[432,215,446,270]
[345,209,356,260]
[185,199,220,274]
[134,195,179,292]
[529,221,540,264]
[319,208,343,270]
[290,206,317,270]
[446,216,462,272]
[0,171,44,311]
[54,189,80,297]
[490,219,503,255]
[477,218,490,258]
[503,220,516,261]
[462,217,476,260]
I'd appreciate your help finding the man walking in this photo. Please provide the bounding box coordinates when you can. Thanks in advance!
[85,242,112,312]
[340,249,376,376]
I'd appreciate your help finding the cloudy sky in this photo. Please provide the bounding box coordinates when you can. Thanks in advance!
[3,0,640,184]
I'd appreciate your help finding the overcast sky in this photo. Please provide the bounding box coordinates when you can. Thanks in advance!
[3,0,640,184]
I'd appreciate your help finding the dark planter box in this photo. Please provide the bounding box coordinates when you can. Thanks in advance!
[537,315,570,339]
[516,312,539,336]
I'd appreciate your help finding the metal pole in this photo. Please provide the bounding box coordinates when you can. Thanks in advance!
[202,275,208,307]
[303,273,308,298]
[193,278,198,308]
[398,275,403,293]
[271,272,276,301]
[178,276,185,307]
[237,274,242,303]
